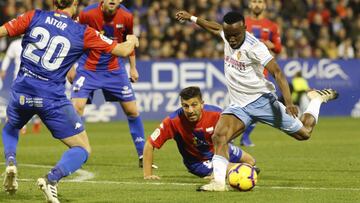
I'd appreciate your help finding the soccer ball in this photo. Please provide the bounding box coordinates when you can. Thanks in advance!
[227,163,258,191]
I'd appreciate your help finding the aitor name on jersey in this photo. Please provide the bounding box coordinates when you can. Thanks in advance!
[45,16,68,31]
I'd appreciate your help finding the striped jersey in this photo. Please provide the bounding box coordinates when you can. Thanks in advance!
[149,105,222,165]
[77,2,134,72]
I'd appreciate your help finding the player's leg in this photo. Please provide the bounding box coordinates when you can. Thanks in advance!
[37,99,90,203]
[228,144,260,174]
[71,69,98,117]
[2,92,35,194]
[119,100,146,167]
[187,161,213,178]
[199,110,249,191]
[293,88,339,138]
[102,70,146,167]
[240,123,256,147]
[72,98,88,116]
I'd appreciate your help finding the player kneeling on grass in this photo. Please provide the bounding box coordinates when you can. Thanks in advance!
[143,86,259,180]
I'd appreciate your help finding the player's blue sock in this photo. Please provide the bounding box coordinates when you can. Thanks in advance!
[47,146,89,183]
[241,124,256,144]
[2,123,19,166]
[127,116,145,158]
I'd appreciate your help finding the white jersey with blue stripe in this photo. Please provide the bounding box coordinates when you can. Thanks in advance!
[220,31,275,107]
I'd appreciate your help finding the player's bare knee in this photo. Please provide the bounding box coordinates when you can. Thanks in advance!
[73,103,85,115]
[125,111,139,117]
[212,130,228,145]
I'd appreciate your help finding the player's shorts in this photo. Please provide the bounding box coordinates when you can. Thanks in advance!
[186,144,243,177]
[223,93,303,134]
[71,68,136,103]
[6,91,84,139]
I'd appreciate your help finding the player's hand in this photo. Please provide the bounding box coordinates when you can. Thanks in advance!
[144,175,161,180]
[129,68,139,83]
[285,104,298,118]
[126,35,139,47]
[175,11,192,22]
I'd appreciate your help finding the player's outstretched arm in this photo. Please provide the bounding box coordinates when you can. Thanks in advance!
[143,140,160,180]
[266,59,298,117]
[111,35,139,57]
[175,11,222,37]
[0,26,9,38]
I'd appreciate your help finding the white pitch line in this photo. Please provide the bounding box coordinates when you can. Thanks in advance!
[0,162,95,182]
[16,178,360,191]
[4,163,360,192]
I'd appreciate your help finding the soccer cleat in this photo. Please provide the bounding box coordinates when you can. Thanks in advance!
[3,162,18,194]
[37,177,60,203]
[307,89,338,103]
[197,180,228,192]
[138,157,158,169]
[240,138,255,147]
[254,166,261,175]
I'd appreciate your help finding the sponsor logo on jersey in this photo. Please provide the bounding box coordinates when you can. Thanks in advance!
[150,128,161,141]
[19,95,25,105]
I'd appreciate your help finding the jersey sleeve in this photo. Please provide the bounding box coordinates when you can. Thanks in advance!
[125,14,135,56]
[83,26,117,53]
[78,11,87,24]
[148,117,175,149]
[249,42,274,67]
[4,10,35,37]
[271,23,282,54]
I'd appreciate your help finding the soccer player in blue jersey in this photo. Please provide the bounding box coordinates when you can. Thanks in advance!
[0,0,138,202]
[68,0,147,168]
[143,86,258,180]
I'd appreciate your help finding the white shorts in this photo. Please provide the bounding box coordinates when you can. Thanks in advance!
[223,93,303,134]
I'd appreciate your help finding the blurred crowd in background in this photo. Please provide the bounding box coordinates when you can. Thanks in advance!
[0,0,359,60]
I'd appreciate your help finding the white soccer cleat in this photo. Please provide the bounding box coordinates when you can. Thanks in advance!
[307,88,338,103]
[37,177,60,203]
[197,180,229,192]
[3,163,18,194]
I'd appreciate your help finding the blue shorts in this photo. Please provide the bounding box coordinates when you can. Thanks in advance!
[223,93,303,134]
[6,91,84,139]
[186,144,243,177]
[71,68,136,103]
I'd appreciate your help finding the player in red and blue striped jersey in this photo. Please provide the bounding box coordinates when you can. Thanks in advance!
[143,87,257,180]
[69,0,146,167]
[0,0,138,201]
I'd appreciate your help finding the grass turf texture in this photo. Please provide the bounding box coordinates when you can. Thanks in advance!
[0,117,359,203]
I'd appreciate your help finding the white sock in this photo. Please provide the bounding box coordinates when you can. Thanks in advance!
[212,155,229,185]
[303,98,322,123]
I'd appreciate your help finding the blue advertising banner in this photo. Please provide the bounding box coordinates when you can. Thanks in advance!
[0,59,359,122]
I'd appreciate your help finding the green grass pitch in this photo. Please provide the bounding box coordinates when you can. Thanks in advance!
[0,117,359,203]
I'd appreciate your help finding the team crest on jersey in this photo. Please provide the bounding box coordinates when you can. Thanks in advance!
[116,24,123,29]
[19,95,25,105]
[237,51,241,60]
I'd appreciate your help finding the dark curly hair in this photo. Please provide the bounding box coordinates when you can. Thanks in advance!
[54,0,74,9]
[179,86,202,101]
